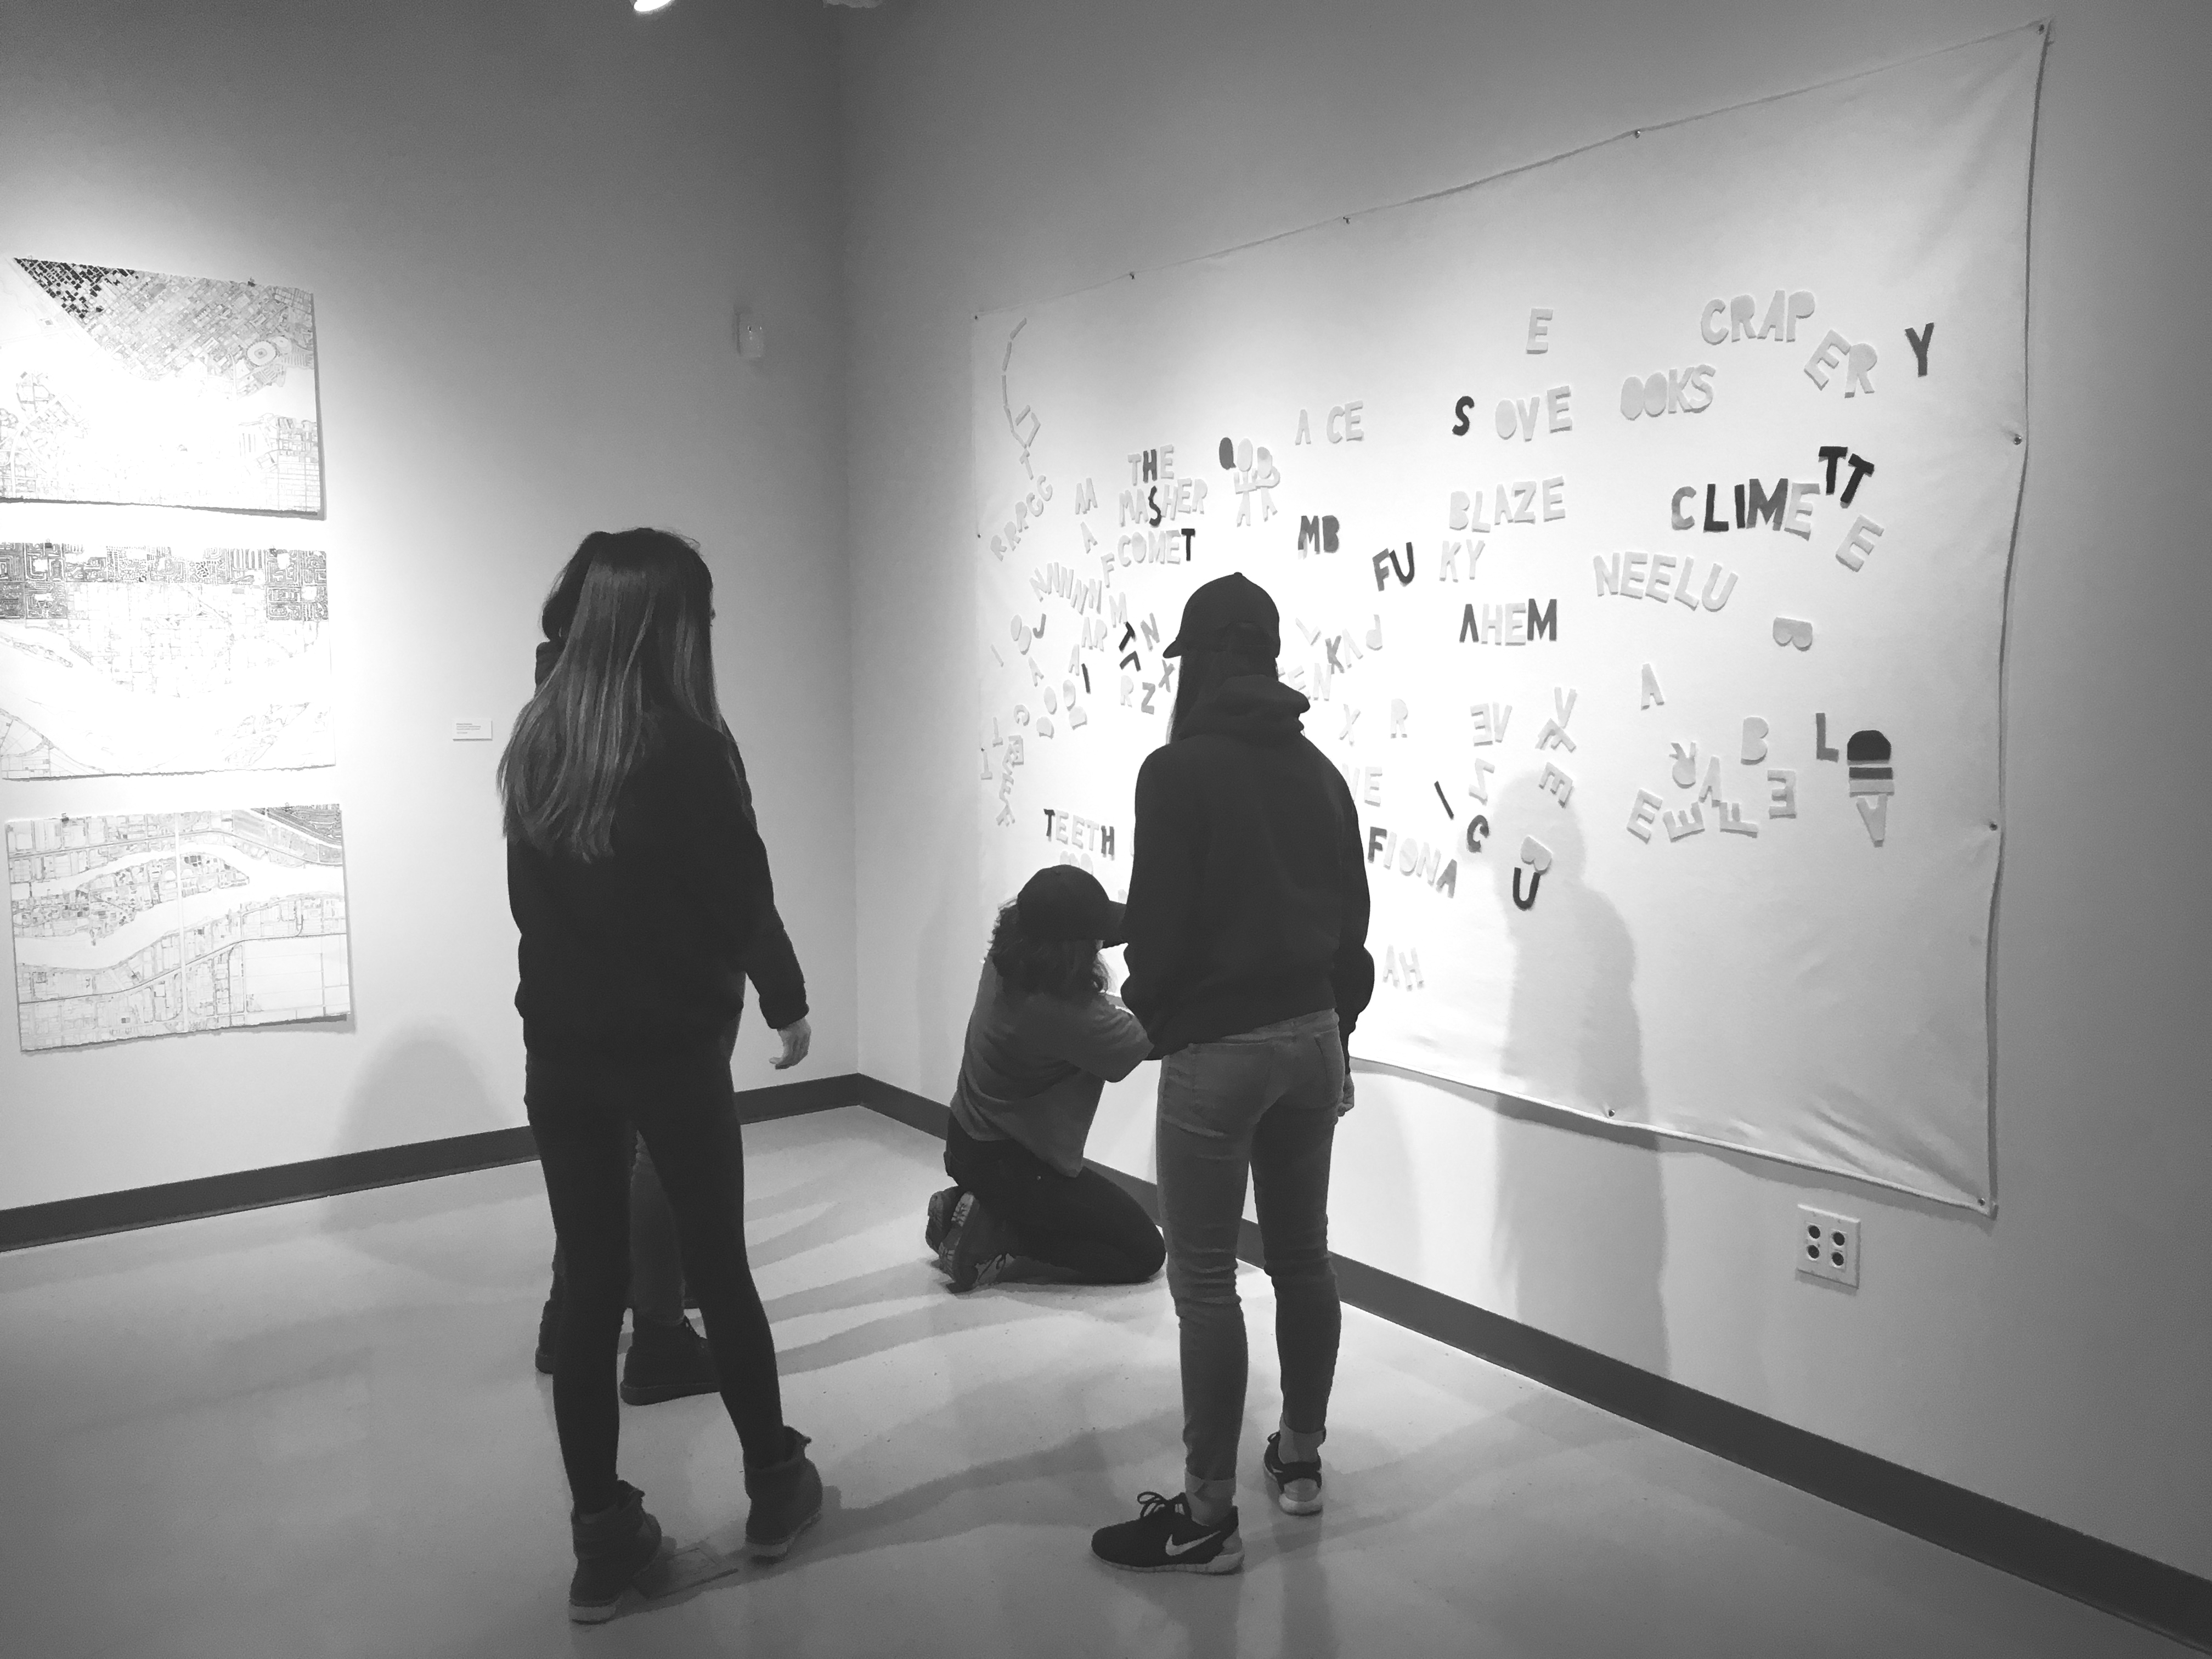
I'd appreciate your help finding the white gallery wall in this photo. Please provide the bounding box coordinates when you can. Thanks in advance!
[840,0,2212,1577]
[0,0,856,1207]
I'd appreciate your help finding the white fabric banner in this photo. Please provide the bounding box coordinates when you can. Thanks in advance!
[974,27,2044,1210]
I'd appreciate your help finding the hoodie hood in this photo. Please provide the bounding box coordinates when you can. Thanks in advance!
[534,639,561,689]
[1178,673,1310,744]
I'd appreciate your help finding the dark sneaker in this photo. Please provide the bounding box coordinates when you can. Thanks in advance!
[924,1185,966,1255]
[535,1293,562,1375]
[744,1427,823,1561]
[945,1198,1021,1293]
[620,1317,718,1406]
[1091,1491,1242,1574]
[1263,1432,1324,1515]
[568,1481,670,1624]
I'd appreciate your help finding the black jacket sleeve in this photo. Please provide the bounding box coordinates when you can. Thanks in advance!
[722,729,809,1029]
[1119,747,1200,1037]
[1324,762,1375,1056]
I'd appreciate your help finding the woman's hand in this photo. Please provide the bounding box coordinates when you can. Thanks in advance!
[1337,1066,1356,1119]
[771,1017,812,1070]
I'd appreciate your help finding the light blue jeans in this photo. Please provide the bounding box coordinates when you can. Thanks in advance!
[1156,1008,1345,1486]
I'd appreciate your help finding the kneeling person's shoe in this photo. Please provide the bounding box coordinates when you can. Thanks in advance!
[1090,1491,1242,1575]
[568,1481,669,1624]
[925,1184,965,1255]
[1264,1432,1324,1515]
[945,1198,1021,1294]
[620,1317,718,1406]
[744,1426,823,1561]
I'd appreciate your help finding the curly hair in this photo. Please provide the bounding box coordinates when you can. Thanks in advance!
[986,901,1109,1001]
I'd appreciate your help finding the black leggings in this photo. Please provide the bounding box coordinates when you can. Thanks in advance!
[527,1039,785,1510]
[944,1117,1165,1284]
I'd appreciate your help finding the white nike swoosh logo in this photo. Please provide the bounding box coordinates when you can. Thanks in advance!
[1163,1533,1217,1557]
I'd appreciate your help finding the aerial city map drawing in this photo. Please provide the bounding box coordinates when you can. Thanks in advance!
[7,804,350,1051]
[0,540,334,779]
[0,257,323,514]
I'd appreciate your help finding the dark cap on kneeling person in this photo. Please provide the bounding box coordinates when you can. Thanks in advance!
[1016,865,1126,945]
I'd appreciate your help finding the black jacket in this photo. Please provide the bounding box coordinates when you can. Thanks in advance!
[1120,674,1373,1056]
[510,645,808,1054]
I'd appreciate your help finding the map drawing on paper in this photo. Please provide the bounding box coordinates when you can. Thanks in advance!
[0,541,333,778]
[0,258,323,513]
[8,804,351,1051]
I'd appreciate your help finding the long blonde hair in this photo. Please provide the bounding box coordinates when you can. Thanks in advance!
[499,529,723,861]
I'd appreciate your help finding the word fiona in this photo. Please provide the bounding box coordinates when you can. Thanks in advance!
[1366,823,1459,898]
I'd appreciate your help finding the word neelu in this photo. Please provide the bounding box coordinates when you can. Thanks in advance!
[1592,551,1737,611]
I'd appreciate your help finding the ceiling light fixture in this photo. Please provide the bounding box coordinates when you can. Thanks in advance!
[633,0,675,13]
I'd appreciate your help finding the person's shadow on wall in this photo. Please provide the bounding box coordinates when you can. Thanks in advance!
[1485,775,1670,1378]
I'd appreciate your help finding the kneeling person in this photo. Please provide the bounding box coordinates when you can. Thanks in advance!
[930,867,1165,1293]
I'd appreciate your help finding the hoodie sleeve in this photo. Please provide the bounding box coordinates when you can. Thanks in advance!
[722,730,810,1029]
[1119,746,1201,1039]
[1325,761,1374,1054]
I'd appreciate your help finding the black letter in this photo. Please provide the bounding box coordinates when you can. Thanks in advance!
[1905,323,1933,376]
[1819,444,1849,494]
[1459,603,1479,643]
[1747,477,1787,531]
[1704,483,1729,533]
[1527,597,1558,641]
[1298,515,1321,553]
[1451,394,1474,437]
[1841,453,1875,507]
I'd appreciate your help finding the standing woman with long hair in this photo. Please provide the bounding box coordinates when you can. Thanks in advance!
[1090,573,1372,1576]
[501,528,820,1621]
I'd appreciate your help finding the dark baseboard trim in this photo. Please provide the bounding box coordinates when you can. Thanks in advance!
[853,1078,2211,1654]
[0,1072,866,1255]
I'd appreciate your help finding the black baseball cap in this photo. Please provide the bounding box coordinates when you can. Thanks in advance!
[1162,572,1280,659]
[1015,864,1126,945]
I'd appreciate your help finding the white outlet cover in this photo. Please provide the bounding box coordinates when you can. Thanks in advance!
[453,718,494,742]
[1796,1205,1860,1288]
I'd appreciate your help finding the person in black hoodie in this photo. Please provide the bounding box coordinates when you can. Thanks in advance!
[503,528,820,1621]
[1089,572,1373,1578]
[529,538,813,1406]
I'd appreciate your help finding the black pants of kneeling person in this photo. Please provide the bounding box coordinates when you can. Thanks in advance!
[945,1117,1165,1284]
[528,1036,786,1510]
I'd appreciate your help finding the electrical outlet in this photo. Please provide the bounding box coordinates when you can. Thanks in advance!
[1796,1205,1860,1288]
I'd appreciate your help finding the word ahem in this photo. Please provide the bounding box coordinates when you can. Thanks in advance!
[1593,551,1737,612]
[1119,447,1209,530]
[1367,825,1459,898]
[1042,809,1116,859]
[1451,385,1572,440]
[1459,599,1560,645]
[1448,478,1567,528]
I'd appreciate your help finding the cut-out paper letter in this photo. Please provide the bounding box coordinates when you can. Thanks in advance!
[1742,717,1769,765]
[1640,663,1666,709]
[1627,789,1663,843]
[1803,330,1850,390]
[1526,308,1553,353]
[1538,762,1575,806]
[1767,769,1798,818]
[1834,515,1884,573]
[1906,323,1934,376]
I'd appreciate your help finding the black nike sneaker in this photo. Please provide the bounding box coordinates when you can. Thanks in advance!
[1089,1491,1243,1575]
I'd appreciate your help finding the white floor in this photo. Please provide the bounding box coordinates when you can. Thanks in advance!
[0,1105,2185,1659]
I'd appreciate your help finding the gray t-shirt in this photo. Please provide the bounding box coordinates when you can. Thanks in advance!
[949,961,1153,1177]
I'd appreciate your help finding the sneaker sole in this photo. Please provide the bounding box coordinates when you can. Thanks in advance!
[747,1502,821,1562]
[568,1534,676,1624]
[1272,1484,1324,1516]
[1095,1540,1244,1575]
